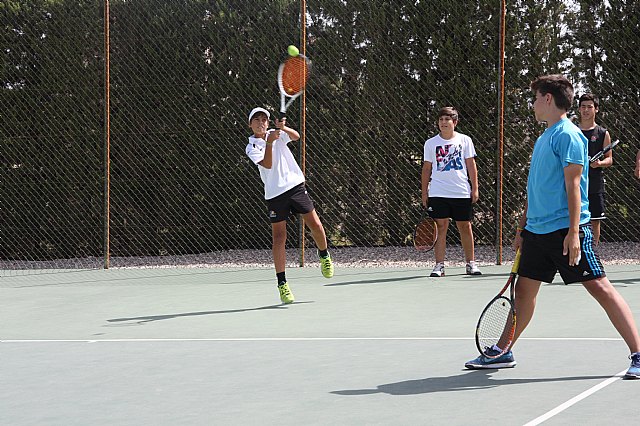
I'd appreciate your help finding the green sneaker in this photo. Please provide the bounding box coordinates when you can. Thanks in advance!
[278,282,294,304]
[319,253,334,278]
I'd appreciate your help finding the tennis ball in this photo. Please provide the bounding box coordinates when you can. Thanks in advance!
[287,45,299,57]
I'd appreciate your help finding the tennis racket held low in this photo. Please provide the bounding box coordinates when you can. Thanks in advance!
[474,250,521,358]
[413,211,437,252]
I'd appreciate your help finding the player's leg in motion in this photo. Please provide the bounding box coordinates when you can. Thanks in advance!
[465,275,541,369]
[456,220,481,275]
[512,276,543,343]
[271,221,288,273]
[302,209,327,250]
[302,209,334,278]
[272,221,294,303]
[582,277,640,353]
[583,277,640,379]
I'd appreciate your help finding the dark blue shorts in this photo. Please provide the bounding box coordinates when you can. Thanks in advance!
[518,224,606,284]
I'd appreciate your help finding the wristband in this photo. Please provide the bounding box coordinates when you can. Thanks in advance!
[516,226,524,232]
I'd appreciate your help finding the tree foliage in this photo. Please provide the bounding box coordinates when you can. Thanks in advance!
[1,1,638,261]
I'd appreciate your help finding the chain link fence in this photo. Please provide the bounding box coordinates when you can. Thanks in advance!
[2,1,639,276]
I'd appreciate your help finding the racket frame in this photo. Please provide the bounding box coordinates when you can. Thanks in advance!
[589,139,619,163]
[474,250,521,358]
[277,54,310,118]
[413,213,437,252]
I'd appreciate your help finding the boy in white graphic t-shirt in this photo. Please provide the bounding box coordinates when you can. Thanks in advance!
[245,107,333,304]
[421,107,481,277]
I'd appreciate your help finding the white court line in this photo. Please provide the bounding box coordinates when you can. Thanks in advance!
[0,337,624,343]
[3,337,467,343]
[523,369,627,426]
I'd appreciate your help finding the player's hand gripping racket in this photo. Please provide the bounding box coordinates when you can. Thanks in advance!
[414,210,437,252]
[589,139,620,163]
[277,54,311,119]
[475,250,521,358]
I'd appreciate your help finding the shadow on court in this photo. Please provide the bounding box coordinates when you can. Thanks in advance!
[324,275,424,287]
[323,271,521,287]
[331,371,614,396]
[2,268,277,288]
[610,278,640,285]
[105,301,314,324]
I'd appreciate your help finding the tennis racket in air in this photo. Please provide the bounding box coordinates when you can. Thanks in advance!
[589,139,620,163]
[414,210,437,252]
[475,250,522,358]
[277,53,311,119]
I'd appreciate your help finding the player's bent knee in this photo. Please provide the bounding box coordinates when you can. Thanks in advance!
[302,212,322,229]
[583,277,614,293]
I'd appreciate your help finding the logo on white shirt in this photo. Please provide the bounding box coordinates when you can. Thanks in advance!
[435,144,464,171]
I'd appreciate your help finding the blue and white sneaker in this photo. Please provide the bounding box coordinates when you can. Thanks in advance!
[624,352,640,379]
[465,346,517,369]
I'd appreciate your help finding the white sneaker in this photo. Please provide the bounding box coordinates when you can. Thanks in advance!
[466,261,482,275]
[430,262,445,277]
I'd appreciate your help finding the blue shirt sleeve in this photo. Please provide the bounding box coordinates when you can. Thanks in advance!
[553,131,586,168]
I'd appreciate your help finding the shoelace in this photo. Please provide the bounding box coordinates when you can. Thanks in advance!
[484,346,502,357]
[630,353,640,367]
[280,288,292,297]
[321,257,331,269]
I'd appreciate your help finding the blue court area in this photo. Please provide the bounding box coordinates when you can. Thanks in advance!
[2,263,640,425]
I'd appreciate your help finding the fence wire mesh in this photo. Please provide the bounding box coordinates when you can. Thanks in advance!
[1,1,639,275]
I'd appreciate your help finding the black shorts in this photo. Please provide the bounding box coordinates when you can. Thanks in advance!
[518,224,606,284]
[266,183,315,223]
[427,197,473,221]
[588,192,606,220]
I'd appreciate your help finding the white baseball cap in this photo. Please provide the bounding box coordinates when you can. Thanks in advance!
[248,107,270,124]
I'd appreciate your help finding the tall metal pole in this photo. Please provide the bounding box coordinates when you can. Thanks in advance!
[496,0,506,265]
[103,0,111,269]
[299,0,307,267]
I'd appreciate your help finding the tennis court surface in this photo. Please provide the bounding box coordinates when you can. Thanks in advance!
[2,263,639,425]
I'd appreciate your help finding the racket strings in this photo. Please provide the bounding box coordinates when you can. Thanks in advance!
[281,57,309,95]
[415,220,436,248]
[477,297,514,351]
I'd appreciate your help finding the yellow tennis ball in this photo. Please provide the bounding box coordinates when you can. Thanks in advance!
[287,45,299,57]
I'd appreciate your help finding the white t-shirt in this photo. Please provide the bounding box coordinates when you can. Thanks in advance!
[245,130,305,200]
[423,132,477,198]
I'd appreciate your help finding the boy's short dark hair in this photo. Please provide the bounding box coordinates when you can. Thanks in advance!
[530,74,574,111]
[579,93,599,108]
[438,106,459,121]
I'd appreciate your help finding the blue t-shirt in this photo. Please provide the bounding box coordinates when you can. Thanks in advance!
[526,118,591,234]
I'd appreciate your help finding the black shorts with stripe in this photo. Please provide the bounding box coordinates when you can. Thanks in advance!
[518,224,605,284]
[265,183,315,223]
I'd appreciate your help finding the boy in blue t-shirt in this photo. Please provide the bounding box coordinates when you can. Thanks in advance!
[464,75,640,379]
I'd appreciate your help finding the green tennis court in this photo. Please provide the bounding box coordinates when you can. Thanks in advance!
[2,263,639,425]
